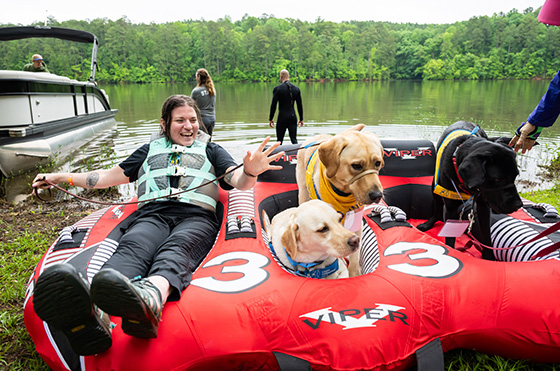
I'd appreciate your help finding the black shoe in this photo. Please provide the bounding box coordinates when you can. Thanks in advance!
[91,269,163,339]
[33,264,112,356]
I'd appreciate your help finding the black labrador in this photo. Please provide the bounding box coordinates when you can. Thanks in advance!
[418,121,523,260]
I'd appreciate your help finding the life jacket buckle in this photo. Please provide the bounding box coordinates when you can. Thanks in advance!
[168,187,182,199]
[170,144,186,153]
[169,166,187,176]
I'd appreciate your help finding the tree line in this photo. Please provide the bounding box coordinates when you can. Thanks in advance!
[1,7,559,84]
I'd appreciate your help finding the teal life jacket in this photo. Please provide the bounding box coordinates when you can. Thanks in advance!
[137,132,218,211]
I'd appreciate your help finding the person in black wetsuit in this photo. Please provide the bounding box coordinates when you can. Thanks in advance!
[269,69,304,144]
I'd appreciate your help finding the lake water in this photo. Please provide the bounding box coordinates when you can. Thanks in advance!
[3,80,560,202]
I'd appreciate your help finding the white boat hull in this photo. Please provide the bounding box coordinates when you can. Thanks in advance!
[0,113,116,176]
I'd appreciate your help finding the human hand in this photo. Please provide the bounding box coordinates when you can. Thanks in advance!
[509,122,542,154]
[298,120,304,128]
[32,174,54,189]
[269,120,275,128]
[242,136,284,177]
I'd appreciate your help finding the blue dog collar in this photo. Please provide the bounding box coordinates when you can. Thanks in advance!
[285,251,322,269]
[268,241,339,279]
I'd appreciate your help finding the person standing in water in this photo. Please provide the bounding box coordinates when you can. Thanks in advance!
[269,69,304,144]
[191,68,217,136]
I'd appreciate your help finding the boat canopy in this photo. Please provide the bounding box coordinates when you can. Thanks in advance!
[0,26,99,82]
[0,26,96,43]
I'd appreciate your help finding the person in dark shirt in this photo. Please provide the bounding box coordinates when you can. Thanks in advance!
[191,68,216,136]
[31,94,283,356]
[269,69,304,144]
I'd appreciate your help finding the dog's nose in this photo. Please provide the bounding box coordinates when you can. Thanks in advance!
[348,235,360,250]
[369,191,383,204]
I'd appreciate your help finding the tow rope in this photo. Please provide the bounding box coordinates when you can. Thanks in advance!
[32,141,323,206]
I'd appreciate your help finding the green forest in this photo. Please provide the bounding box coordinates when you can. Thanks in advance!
[1,6,559,84]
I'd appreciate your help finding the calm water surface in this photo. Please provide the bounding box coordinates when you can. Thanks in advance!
[4,80,560,202]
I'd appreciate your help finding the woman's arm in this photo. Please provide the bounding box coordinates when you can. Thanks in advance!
[32,165,130,190]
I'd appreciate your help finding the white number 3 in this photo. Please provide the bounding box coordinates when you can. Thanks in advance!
[384,241,462,278]
[191,251,270,293]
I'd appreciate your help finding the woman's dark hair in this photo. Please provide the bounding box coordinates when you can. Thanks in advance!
[160,95,207,140]
[196,68,215,96]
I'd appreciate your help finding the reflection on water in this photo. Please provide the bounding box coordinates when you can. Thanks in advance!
[2,81,559,203]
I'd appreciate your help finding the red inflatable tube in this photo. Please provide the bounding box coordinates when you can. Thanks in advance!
[24,139,560,370]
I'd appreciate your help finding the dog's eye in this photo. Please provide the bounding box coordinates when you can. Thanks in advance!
[351,164,363,171]
[375,161,382,167]
[317,226,329,233]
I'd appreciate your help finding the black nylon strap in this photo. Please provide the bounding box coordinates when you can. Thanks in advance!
[416,338,444,371]
[273,352,311,371]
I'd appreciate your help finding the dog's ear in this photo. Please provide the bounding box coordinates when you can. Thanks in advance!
[488,136,514,148]
[281,220,300,260]
[458,154,487,189]
[488,136,538,150]
[347,124,365,132]
[318,136,350,178]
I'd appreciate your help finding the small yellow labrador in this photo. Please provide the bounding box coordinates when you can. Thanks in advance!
[295,124,385,277]
[269,200,359,279]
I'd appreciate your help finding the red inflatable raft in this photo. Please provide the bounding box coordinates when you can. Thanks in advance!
[24,139,560,371]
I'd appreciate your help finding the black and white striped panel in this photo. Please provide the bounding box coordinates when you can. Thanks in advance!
[491,217,560,261]
[533,203,559,218]
[58,225,78,243]
[73,207,107,229]
[261,227,293,275]
[371,205,393,223]
[74,207,107,248]
[226,189,255,233]
[86,239,119,282]
[388,206,407,222]
[40,207,108,272]
[261,227,270,246]
[227,189,255,217]
[370,205,407,223]
[360,222,380,274]
[43,247,83,268]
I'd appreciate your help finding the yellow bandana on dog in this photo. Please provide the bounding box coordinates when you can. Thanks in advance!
[305,149,363,222]
[433,128,473,200]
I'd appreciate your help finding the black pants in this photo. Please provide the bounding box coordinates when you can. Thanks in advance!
[276,119,298,144]
[103,210,218,301]
[201,116,215,136]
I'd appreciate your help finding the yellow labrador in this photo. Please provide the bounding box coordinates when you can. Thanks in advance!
[295,124,384,276]
[269,200,359,279]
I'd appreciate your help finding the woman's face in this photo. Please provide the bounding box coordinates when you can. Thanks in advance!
[162,105,199,146]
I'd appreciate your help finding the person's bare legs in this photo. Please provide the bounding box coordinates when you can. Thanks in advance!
[147,275,171,304]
